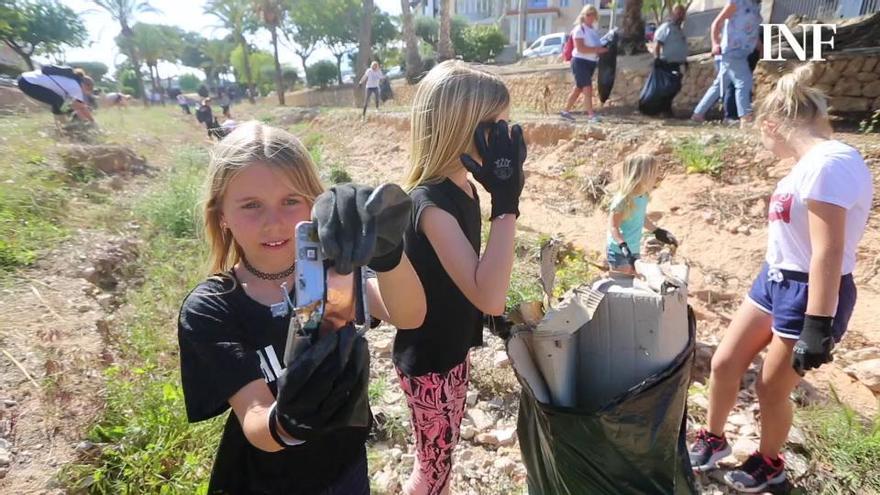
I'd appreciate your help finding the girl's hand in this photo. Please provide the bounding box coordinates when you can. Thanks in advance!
[459,120,527,219]
[312,183,412,275]
[792,315,834,375]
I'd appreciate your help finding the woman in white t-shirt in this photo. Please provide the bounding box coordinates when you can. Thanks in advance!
[560,5,608,123]
[17,66,95,126]
[359,61,385,119]
[688,65,872,492]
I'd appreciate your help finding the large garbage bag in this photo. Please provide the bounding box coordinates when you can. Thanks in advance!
[638,59,683,116]
[512,285,697,495]
[379,78,393,102]
[597,29,619,104]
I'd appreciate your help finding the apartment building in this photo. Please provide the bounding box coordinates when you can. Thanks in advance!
[502,0,624,44]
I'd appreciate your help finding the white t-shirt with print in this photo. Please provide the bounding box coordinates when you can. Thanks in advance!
[21,70,84,102]
[766,140,872,275]
[572,24,602,62]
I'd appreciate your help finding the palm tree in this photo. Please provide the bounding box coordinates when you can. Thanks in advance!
[438,0,453,61]
[206,0,256,103]
[201,38,234,85]
[400,0,422,83]
[254,0,286,105]
[91,0,158,105]
[621,0,646,54]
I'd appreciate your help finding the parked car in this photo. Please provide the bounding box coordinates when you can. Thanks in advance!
[385,65,403,79]
[523,32,567,59]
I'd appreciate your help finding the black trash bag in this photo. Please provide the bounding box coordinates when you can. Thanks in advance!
[515,307,698,495]
[597,29,619,104]
[379,78,393,102]
[638,59,683,116]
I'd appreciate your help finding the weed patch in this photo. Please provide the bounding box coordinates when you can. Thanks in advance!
[674,137,727,176]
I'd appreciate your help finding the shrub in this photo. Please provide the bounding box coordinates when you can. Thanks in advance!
[674,137,727,176]
[458,25,508,63]
[306,60,339,89]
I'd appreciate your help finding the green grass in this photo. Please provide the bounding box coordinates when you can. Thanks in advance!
[0,116,69,267]
[62,147,220,495]
[795,400,880,494]
[674,137,728,176]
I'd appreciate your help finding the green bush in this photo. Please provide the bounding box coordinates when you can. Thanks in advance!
[674,137,727,176]
[458,25,508,63]
[178,74,201,93]
[306,60,339,89]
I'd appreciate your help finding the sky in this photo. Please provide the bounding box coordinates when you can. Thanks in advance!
[55,0,403,79]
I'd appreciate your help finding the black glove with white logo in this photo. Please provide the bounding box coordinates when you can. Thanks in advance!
[792,315,834,376]
[460,120,526,220]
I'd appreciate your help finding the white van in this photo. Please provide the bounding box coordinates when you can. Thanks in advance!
[523,32,567,59]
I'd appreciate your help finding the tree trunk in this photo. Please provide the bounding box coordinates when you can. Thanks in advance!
[239,37,256,103]
[298,52,310,86]
[271,25,285,105]
[518,0,527,56]
[4,41,34,70]
[334,52,344,85]
[622,0,646,54]
[356,0,373,78]
[401,0,422,83]
[438,0,453,61]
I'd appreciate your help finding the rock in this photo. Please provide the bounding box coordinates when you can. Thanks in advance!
[864,81,880,98]
[458,449,474,462]
[494,427,517,447]
[579,126,606,141]
[460,424,476,440]
[736,225,751,235]
[467,408,495,431]
[389,447,403,461]
[786,452,809,479]
[842,57,864,75]
[787,426,807,449]
[727,412,751,428]
[493,351,510,368]
[701,211,716,224]
[400,453,415,470]
[487,397,504,410]
[373,469,400,494]
[474,433,497,446]
[739,423,757,438]
[3,400,16,408]
[466,390,478,407]
[843,347,880,362]
[371,334,393,358]
[863,57,879,73]
[845,359,880,392]
[493,457,517,474]
[833,79,863,97]
[828,96,869,113]
[731,437,759,461]
[856,72,879,82]
[0,448,10,468]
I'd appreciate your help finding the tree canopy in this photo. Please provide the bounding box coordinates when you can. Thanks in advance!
[0,0,87,69]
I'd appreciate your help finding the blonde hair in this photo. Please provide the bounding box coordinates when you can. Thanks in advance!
[575,5,599,25]
[757,64,829,133]
[202,121,324,273]
[73,68,94,89]
[403,60,510,191]
[612,154,659,217]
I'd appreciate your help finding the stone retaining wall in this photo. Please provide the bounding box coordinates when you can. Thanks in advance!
[282,48,880,116]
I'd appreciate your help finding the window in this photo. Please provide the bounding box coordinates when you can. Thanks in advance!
[559,0,570,6]
[526,15,548,41]
[544,36,562,45]
[528,0,548,7]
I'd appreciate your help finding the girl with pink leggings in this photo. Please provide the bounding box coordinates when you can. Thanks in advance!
[395,60,526,495]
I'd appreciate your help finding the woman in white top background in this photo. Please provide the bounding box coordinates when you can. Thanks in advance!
[560,5,607,123]
[17,66,95,129]
[359,61,386,119]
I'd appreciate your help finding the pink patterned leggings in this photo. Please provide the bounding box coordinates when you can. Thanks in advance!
[395,358,470,495]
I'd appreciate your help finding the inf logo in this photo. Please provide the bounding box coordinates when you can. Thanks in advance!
[493,158,513,180]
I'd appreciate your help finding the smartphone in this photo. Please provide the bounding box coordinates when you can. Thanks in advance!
[294,221,325,309]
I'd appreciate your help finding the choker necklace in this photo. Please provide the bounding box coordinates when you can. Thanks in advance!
[241,257,296,281]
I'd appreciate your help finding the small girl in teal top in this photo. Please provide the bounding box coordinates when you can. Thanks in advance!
[607,154,678,274]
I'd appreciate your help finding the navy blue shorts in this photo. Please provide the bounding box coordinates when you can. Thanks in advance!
[571,58,597,89]
[747,263,856,342]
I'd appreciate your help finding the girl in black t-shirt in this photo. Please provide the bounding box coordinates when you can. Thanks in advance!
[177,121,426,494]
[395,60,527,495]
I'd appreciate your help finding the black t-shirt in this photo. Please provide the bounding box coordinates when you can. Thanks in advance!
[394,178,484,377]
[177,273,368,495]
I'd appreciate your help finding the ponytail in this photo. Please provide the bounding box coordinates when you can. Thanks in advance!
[757,64,829,132]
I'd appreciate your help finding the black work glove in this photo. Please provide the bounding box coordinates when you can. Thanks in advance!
[275,325,371,442]
[313,183,412,274]
[653,228,679,246]
[792,315,834,376]
[460,120,527,220]
[619,242,637,266]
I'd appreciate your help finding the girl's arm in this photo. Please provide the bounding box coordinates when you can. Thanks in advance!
[609,210,626,244]
[367,253,426,329]
[421,208,516,315]
[805,199,846,315]
[229,379,299,453]
[711,3,736,52]
[643,216,658,232]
